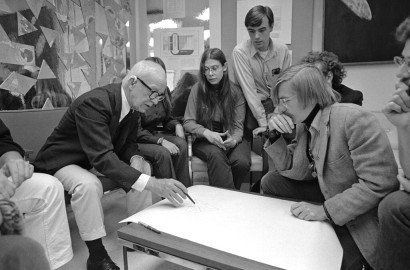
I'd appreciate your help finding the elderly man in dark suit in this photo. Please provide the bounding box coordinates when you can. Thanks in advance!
[261,64,398,270]
[34,60,189,270]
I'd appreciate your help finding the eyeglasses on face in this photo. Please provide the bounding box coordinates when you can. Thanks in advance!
[277,95,296,113]
[393,56,410,73]
[203,65,222,75]
[136,77,165,101]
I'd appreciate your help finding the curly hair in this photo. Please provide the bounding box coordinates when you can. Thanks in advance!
[396,16,410,43]
[300,51,346,89]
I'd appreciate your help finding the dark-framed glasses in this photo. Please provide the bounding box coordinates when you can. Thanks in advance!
[137,77,165,101]
[393,56,410,73]
[203,65,221,75]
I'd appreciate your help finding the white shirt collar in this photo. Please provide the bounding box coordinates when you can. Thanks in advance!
[120,86,131,122]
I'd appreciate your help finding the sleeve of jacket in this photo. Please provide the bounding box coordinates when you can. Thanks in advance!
[230,83,245,142]
[0,119,24,157]
[74,98,142,188]
[325,109,399,225]
[183,83,207,137]
[232,47,267,128]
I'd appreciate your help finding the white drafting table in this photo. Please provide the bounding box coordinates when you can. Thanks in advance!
[119,185,342,270]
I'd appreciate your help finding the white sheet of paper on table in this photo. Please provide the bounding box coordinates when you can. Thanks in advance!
[121,185,342,270]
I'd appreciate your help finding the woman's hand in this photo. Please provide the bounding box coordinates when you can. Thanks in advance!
[252,126,267,137]
[161,139,180,155]
[175,124,185,138]
[223,133,237,149]
[203,130,227,150]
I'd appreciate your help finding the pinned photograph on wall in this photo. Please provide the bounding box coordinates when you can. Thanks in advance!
[40,26,59,47]
[17,12,38,36]
[38,60,56,79]
[0,72,37,96]
[0,42,35,66]
[26,0,45,19]
[41,97,54,110]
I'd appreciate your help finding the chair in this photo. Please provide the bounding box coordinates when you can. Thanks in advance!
[186,134,264,190]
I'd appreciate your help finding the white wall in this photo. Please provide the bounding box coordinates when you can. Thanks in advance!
[343,64,397,112]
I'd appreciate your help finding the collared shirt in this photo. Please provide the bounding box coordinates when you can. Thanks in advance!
[120,86,150,191]
[232,38,291,127]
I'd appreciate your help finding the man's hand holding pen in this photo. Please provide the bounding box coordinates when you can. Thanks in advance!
[144,177,195,207]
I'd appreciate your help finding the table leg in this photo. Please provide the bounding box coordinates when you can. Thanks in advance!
[123,246,128,270]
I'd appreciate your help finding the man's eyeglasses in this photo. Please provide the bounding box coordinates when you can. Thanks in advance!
[137,77,165,101]
[203,65,221,75]
[393,56,410,73]
[277,95,296,113]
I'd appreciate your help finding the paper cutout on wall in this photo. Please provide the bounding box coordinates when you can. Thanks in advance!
[80,50,93,67]
[95,2,109,36]
[0,24,11,43]
[17,12,38,36]
[81,68,93,87]
[81,0,95,28]
[58,52,73,70]
[55,0,68,22]
[40,26,59,47]
[46,0,55,7]
[71,51,88,69]
[118,0,131,23]
[105,10,128,49]
[71,0,81,6]
[0,42,35,66]
[68,1,84,27]
[72,27,87,46]
[67,81,82,97]
[41,98,55,110]
[26,0,45,19]
[0,72,36,95]
[38,60,57,79]
[98,60,124,86]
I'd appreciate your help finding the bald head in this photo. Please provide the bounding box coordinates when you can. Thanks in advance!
[123,60,166,92]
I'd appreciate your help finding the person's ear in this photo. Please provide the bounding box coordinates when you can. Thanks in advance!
[222,63,228,72]
[326,71,333,84]
[128,76,137,88]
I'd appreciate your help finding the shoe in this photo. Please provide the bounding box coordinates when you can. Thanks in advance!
[87,257,119,270]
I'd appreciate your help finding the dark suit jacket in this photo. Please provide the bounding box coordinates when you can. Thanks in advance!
[34,83,157,191]
[0,119,24,157]
[336,84,364,106]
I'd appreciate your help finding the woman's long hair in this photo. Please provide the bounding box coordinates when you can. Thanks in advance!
[196,48,235,132]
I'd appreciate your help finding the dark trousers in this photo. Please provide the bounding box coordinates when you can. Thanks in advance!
[376,190,410,270]
[193,139,251,190]
[261,171,373,270]
[136,135,191,187]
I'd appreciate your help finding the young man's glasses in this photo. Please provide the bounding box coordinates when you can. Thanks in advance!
[137,77,165,101]
[393,56,410,73]
[277,95,296,113]
[203,65,221,75]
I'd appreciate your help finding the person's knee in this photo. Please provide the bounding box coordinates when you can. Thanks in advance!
[379,191,410,222]
[232,157,251,171]
[261,171,280,195]
[153,147,172,162]
[72,178,103,198]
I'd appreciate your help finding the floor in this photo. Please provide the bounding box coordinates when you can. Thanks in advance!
[58,181,253,270]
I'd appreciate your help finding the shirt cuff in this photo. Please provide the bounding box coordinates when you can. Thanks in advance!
[132,174,150,191]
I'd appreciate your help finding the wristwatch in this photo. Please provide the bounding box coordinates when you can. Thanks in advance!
[157,137,164,145]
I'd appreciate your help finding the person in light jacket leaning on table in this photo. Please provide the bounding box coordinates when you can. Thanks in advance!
[260,64,399,270]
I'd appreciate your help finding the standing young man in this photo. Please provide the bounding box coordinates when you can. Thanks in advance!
[232,5,291,138]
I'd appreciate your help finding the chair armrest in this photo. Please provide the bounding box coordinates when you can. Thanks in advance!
[186,133,193,185]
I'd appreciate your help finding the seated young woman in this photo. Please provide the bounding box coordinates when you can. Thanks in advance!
[183,48,251,190]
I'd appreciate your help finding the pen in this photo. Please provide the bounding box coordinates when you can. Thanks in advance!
[138,222,161,234]
[182,190,196,204]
